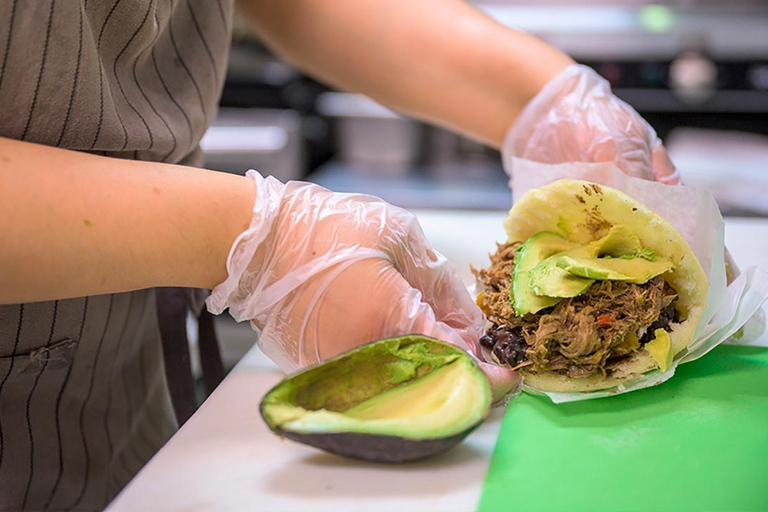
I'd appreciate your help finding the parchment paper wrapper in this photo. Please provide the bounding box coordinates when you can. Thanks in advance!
[505,157,768,403]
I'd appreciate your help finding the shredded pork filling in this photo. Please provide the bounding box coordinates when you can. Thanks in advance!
[474,242,679,378]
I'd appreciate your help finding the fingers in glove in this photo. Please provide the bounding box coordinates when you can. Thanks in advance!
[384,213,485,350]
[371,259,518,402]
[652,142,681,185]
[254,259,473,370]
[477,361,522,404]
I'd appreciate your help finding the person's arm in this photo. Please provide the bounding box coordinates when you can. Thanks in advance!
[238,0,678,183]
[237,0,574,148]
[0,137,254,304]
[1,137,515,396]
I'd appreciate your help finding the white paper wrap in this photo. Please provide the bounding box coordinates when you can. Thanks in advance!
[506,157,768,403]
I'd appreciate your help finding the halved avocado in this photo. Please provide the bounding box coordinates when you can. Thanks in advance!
[259,335,491,463]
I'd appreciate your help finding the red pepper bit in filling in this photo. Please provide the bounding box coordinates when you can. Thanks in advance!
[597,315,616,326]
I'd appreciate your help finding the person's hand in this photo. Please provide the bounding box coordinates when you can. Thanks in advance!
[504,64,680,185]
[206,171,519,400]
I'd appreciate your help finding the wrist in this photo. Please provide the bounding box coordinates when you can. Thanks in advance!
[461,18,573,147]
[204,171,291,317]
[503,64,595,158]
[197,172,257,290]
[506,32,574,108]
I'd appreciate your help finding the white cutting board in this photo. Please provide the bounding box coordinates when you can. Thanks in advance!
[106,360,504,512]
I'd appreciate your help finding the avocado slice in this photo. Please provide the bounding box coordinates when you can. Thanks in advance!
[260,335,491,463]
[527,225,655,299]
[512,232,578,315]
[528,238,596,299]
[557,255,674,284]
[587,224,643,257]
[529,246,596,298]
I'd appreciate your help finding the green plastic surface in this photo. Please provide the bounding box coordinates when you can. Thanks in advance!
[478,346,768,512]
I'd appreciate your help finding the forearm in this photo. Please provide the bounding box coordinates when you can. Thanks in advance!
[0,137,254,304]
[238,0,573,147]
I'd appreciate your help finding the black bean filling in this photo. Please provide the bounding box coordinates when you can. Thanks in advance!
[480,327,529,368]
[639,301,679,345]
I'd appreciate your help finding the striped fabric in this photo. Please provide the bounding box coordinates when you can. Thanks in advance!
[0,0,234,510]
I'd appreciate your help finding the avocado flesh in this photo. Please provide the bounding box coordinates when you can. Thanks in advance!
[557,255,674,284]
[587,224,643,257]
[527,225,660,300]
[645,328,673,372]
[272,359,486,439]
[529,245,595,298]
[512,232,578,315]
[259,336,492,462]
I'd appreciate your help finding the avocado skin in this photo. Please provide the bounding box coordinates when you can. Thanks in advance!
[275,424,481,463]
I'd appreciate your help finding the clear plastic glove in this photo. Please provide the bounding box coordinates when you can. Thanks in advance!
[505,64,680,185]
[504,64,742,282]
[206,171,519,400]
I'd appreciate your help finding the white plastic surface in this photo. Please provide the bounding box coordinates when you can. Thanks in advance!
[106,364,504,512]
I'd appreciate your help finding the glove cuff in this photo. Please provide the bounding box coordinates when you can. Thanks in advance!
[503,64,608,165]
[206,170,286,315]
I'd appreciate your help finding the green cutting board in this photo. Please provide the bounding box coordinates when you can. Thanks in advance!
[478,345,768,512]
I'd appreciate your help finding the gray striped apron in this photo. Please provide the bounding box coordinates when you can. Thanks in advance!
[0,0,233,510]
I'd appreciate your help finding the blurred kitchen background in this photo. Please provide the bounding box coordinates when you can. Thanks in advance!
[199,0,768,379]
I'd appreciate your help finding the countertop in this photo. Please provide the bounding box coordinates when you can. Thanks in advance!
[106,212,768,512]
